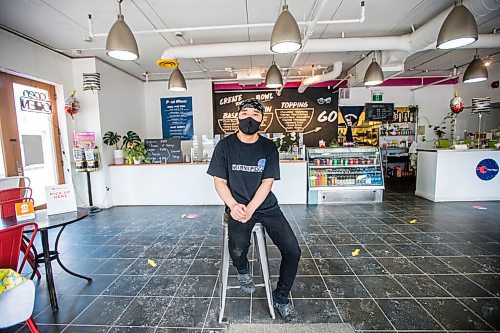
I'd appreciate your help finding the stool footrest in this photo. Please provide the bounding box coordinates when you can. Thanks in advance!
[226,283,266,290]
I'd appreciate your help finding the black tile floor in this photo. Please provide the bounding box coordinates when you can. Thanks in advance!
[4,194,500,333]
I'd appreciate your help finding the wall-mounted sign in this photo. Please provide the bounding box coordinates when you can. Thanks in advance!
[20,89,52,114]
[476,158,499,181]
[371,90,383,102]
[365,103,394,121]
[161,97,194,140]
[213,88,338,147]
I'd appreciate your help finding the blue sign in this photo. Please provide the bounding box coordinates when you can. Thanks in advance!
[476,158,499,181]
[161,97,194,140]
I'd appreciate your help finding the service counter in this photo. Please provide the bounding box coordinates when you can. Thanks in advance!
[108,161,307,206]
[416,149,500,202]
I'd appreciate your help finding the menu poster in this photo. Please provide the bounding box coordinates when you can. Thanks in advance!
[365,103,394,121]
[213,88,338,147]
[161,97,194,140]
[45,184,77,216]
[145,139,182,164]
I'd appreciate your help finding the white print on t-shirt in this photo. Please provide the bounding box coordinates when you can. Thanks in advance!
[232,158,266,173]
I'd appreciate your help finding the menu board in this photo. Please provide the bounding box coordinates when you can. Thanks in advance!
[365,103,394,121]
[144,139,181,164]
[161,97,194,140]
[213,88,338,147]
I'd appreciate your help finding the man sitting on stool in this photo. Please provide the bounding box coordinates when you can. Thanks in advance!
[207,98,301,322]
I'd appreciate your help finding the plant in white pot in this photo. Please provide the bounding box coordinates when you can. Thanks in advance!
[103,131,123,164]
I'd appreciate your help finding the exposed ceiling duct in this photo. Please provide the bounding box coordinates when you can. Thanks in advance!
[298,61,342,93]
[160,0,499,87]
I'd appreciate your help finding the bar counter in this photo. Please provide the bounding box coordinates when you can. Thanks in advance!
[108,161,307,205]
[416,149,500,202]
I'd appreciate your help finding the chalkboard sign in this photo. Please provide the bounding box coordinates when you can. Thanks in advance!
[365,103,394,121]
[213,88,339,147]
[144,139,181,164]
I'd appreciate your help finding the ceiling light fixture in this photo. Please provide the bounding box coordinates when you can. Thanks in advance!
[463,51,488,83]
[168,65,187,91]
[270,1,302,53]
[436,2,478,49]
[106,0,139,61]
[364,57,384,86]
[265,56,283,88]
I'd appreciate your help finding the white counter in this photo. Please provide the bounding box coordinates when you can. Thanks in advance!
[108,161,307,206]
[416,149,500,202]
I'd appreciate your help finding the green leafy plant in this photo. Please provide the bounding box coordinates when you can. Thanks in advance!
[124,142,148,163]
[408,105,419,113]
[103,131,122,150]
[121,131,141,149]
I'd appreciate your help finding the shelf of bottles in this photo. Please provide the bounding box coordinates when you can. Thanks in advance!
[307,147,384,189]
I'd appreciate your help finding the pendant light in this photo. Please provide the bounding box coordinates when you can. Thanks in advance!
[106,0,139,61]
[168,65,187,91]
[265,56,283,88]
[437,2,478,49]
[270,1,302,54]
[463,51,488,83]
[364,57,384,86]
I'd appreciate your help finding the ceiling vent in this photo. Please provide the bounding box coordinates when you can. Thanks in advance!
[235,70,263,86]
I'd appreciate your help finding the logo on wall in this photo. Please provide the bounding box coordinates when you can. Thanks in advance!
[20,89,52,114]
[476,159,499,181]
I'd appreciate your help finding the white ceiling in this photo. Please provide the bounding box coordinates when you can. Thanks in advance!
[0,0,499,81]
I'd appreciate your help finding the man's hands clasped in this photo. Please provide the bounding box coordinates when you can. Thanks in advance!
[230,203,255,223]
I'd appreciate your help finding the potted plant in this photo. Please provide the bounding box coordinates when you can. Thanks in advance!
[103,131,123,164]
[103,130,142,164]
[124,142,148,164]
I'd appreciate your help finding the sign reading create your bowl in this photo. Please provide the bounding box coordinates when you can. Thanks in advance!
[213,88,338,147]
[476,158,499,181]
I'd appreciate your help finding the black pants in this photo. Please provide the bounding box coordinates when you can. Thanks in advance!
[227,208,301,302]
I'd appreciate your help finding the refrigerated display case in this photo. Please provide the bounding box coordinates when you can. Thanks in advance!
[307,147,385,204]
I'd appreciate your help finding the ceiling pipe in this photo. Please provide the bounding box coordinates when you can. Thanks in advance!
[89,2,365,38]
[276,0,329,95]
[298,61,343,93]
[161,36,411,59]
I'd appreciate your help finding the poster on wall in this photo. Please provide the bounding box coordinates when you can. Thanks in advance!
[213,88,338,147]
[161,97,194,140]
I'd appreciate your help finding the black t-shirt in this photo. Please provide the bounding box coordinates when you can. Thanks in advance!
[207,133,280,213]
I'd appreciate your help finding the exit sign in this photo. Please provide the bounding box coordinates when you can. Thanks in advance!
[372,90,383,101]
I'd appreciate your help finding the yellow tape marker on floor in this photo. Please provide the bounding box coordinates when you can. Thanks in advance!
[147,259,157,267]
[352,249,360,257]
[409,219,417,224]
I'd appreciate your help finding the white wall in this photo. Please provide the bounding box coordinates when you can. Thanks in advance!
[0,29,147,208]
[454,62,500,135]
[144,80,213,154]
[0,29,75,200]
[70,58,101,206]
[96,58,146,207]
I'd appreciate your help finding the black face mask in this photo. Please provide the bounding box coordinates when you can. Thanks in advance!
[238,117,262,135]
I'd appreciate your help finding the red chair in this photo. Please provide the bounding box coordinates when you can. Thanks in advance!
[0,222,40,332]
[0,187,41,279]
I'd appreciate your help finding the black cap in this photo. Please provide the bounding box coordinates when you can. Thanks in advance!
[238,98,265,114]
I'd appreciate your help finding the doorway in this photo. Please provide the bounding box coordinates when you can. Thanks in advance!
[0,72,65,207]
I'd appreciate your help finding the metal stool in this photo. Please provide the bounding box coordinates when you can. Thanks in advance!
[219,213,276,324]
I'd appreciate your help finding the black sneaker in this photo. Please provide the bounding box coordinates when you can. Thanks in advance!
[274,301,299,323]
[237,272,255,293]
